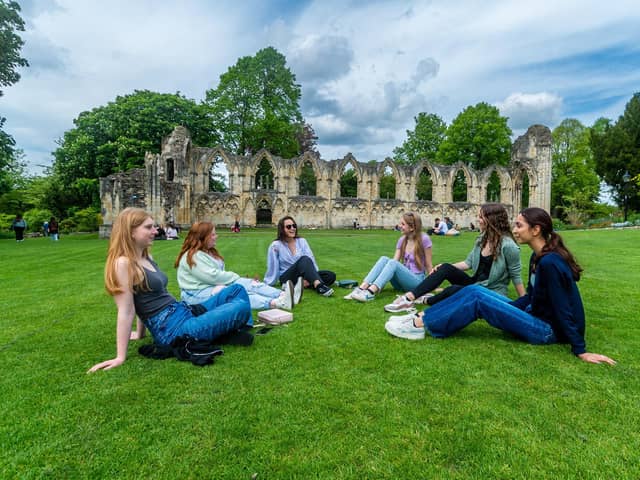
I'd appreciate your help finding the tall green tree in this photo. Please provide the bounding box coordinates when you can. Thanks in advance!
[436,102,512,169]
[1,0,29,202]
[204,47,303,158]
[0,0,28,97]
[393,113,446,165]
[551,118,600,220]
[591,93,640,211]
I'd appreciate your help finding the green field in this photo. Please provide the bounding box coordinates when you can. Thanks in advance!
[1,228,639,479]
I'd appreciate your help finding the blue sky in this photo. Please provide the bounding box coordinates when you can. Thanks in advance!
[3,0,640,173]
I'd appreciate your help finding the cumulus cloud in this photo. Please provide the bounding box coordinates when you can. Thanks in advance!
[496,92,563,130]
[411,57,439,86]
[288,34,354,84]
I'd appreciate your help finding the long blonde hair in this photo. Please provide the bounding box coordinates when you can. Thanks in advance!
[174,221,223,269]
[104,207,152,295]
[398,212,426,271]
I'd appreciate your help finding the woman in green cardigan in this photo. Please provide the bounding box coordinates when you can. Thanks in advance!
[385,203,526,313]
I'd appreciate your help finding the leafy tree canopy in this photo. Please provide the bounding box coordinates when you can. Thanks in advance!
[204,47,304,158]
[551,118,600,220]
[393,112,446,165]
[0,0,28,97]
[591,92,640,211]
[52,90,214,185]
[436,102,512,169]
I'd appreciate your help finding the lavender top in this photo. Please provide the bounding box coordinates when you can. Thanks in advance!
[264,237,319,285]
[396,233,432,274]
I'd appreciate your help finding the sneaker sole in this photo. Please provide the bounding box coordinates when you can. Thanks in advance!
[383,305,414,313]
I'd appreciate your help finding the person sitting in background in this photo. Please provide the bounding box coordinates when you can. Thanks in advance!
[166,225,179,240]
[432,218,449,236]
[154,225,166,240]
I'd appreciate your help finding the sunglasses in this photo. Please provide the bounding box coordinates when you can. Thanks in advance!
[284,223,297,230]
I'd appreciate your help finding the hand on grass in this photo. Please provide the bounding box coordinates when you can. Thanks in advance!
[130,331,143,340]
[87,358,125,373]
[577,352,617,365]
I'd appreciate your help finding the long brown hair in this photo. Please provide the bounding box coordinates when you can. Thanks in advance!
[479,203,516,260]
[276,216,300,242]
[174,222,223,269]
[520,207,583,280]
[104,207,152,295]
[399,212,427,271]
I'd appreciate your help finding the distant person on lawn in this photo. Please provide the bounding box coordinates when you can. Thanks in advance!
[384,208,617,365]
[88,208,252,372]
[264,216,336,297]
[175,221,300,311]
[384,203,526,313]
[10,214,27,242]
[346,212,433,302]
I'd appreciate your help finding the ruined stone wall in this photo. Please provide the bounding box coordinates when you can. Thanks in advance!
[99,125,551,237]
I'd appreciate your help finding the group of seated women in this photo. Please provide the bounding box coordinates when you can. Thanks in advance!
[89,204,615,372]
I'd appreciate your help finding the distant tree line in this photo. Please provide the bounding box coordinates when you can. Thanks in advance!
[0,1,637,232]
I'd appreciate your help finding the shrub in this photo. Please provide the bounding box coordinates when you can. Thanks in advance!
[24,208,54,233]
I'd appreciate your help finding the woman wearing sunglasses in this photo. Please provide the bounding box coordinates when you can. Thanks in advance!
[264,216,336,296]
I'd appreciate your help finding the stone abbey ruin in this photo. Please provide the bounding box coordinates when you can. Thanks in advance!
[99,124,551,237]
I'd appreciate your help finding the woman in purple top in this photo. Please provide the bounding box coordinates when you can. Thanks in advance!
[349,212,433,302]
[264,216,336,297]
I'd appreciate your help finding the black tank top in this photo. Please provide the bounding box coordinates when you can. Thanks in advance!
[133,259,176,320]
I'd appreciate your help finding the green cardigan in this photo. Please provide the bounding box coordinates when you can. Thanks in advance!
[463,235,523,297]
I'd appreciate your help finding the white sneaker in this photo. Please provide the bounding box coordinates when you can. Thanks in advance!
[343,287,363,300]
[414,293,435,305]
[352,289,375,302]
[273,281,294,310]
[387,311,418,325]
[385,316,425,340]
[384,295,415,313]
[293,276,303,305]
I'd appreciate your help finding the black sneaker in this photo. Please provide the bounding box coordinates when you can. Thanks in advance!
[316,283,334,297]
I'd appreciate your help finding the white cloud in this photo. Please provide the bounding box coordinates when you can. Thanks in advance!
[2,0,640,172]
[496,92,564,130]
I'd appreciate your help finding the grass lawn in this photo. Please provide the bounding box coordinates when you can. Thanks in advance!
[1,228,639,479]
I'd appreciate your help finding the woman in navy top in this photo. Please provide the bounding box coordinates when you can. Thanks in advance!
[385,207,616,364]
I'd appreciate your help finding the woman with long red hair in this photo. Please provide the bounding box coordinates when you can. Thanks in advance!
[176,222,300,310]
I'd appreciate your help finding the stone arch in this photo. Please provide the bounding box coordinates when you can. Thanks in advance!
[166,158,174,182]
[414,162,436,201]
[252,151,277,190]
[450,164,472,202]
[377,159,398,200]
[255,195,273,225]
[337,156,361,198]
[297,156,319,196]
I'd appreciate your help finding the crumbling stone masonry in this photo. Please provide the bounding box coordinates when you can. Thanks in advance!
[100,125,551,237]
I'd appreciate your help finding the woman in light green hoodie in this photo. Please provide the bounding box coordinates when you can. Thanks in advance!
[175,221,301,310]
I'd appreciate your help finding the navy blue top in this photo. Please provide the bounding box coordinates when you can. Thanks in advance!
[510,252,586,355]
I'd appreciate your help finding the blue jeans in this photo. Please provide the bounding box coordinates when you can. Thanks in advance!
[181,278,282,310]
[364,256,426,292]
[146,284,253,345]
[422,284,557,345]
